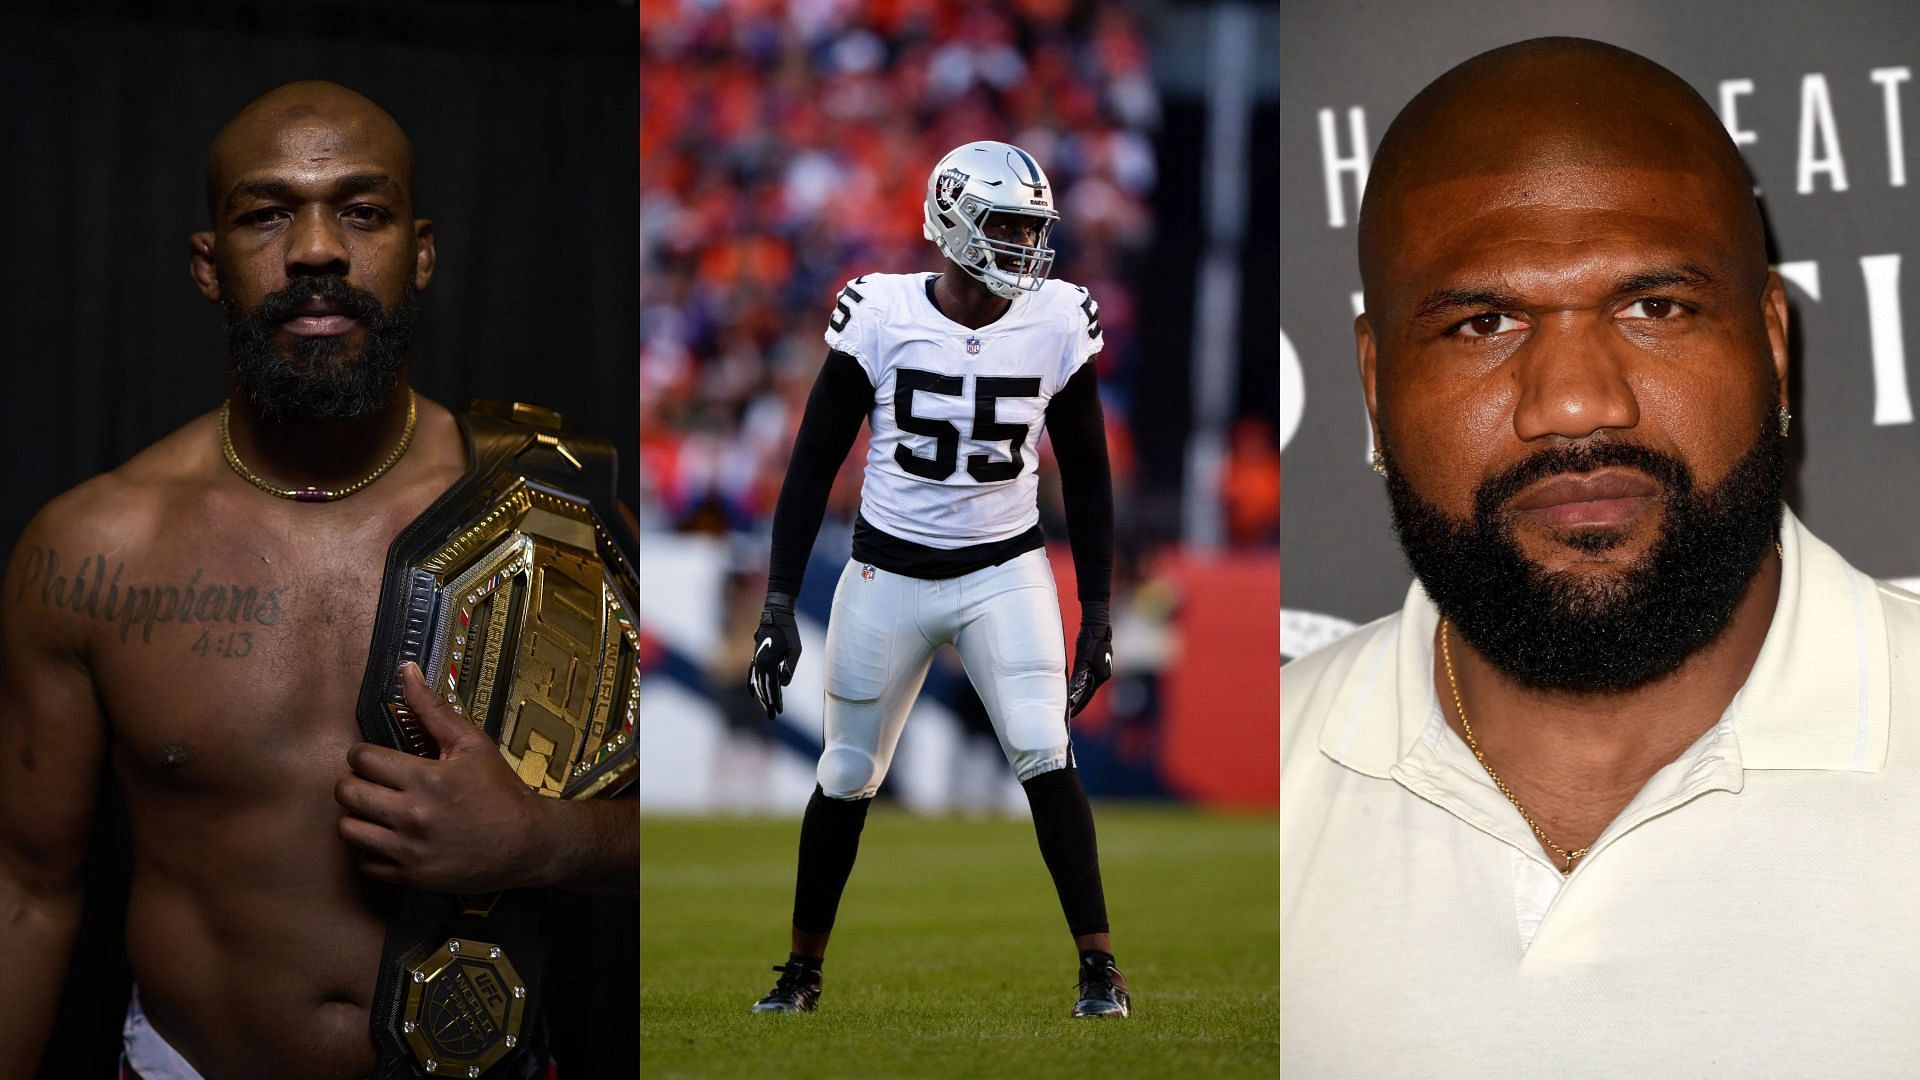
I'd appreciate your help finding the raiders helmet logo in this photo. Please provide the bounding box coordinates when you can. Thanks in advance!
[935,167,970,211]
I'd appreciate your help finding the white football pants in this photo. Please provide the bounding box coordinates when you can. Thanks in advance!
[816,547,1071,799]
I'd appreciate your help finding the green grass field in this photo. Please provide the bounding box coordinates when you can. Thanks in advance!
[640,804,1277,1079]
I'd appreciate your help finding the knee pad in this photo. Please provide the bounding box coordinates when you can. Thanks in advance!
[818,745,881,799]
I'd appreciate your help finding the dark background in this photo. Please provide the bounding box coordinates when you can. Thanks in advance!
[1,1,638,1075]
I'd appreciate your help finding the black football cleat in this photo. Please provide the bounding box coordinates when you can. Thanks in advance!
[751,963,822,1013]
[1072,957,1130,1018]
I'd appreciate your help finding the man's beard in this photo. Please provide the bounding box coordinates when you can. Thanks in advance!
[224,274,417,422]
[1385,409,1785,693]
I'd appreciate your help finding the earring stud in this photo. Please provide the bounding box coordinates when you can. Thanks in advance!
[1370,448,1387,476]
[1778,404,1792,438]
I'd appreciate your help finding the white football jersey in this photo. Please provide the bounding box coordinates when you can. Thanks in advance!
[823,272,1104,549]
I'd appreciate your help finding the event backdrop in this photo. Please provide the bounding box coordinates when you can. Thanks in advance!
[1281,0,1920,660]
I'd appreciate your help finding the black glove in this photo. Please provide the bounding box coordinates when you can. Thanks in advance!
[1067,601,1113,719]
[749,592,802,719]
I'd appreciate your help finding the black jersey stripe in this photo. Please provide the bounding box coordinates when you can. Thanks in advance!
[852,515,1044,581]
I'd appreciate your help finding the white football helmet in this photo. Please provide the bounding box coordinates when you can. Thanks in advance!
[922,140,1060,299]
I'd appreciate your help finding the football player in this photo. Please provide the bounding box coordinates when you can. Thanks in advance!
[746,140,1128,1019]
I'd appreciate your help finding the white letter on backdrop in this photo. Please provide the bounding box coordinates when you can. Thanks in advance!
[1862,254,1914,426]
[1317,106,1369,229]
[1798,74,1850,193]
[1871,67,1910,187]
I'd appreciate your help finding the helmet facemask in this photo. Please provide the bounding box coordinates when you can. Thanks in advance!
[960,201,1057,297]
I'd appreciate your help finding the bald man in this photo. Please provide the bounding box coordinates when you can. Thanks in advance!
[1281,38,1920,1076]
[0,82,632,1079]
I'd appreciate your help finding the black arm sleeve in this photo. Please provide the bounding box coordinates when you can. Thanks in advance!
[766,350,873,598]
[1044,362,1114,606]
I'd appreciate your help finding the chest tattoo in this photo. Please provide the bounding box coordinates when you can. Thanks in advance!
[14,546,290,646]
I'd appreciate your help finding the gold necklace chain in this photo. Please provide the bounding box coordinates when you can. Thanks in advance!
[219,389,417,502]
[1438,540,1783,876]
[1439,618,1590,875]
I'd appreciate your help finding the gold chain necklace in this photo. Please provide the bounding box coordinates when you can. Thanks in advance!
[1438,540,1783,876]
[1439,618,1591,875]
[219,389,417,502]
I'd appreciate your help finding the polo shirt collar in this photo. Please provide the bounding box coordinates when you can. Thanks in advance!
[1317,506,1891,778]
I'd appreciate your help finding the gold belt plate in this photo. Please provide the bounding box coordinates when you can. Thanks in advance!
[384,480,637,799]
[400,937,528,1077]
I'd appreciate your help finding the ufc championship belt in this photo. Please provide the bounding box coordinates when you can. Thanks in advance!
[355,402,637,1079]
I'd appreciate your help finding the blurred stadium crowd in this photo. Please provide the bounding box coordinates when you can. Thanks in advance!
[639,0,1159,537]
[638,0,1277,810]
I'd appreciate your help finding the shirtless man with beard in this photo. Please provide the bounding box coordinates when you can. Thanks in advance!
[0,81,633,1079]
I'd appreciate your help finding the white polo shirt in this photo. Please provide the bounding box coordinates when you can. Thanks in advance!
[1281,508,1920,1079]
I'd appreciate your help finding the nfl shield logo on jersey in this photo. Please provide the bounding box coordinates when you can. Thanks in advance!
[861,564,876,580]
[966,336,983,355]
